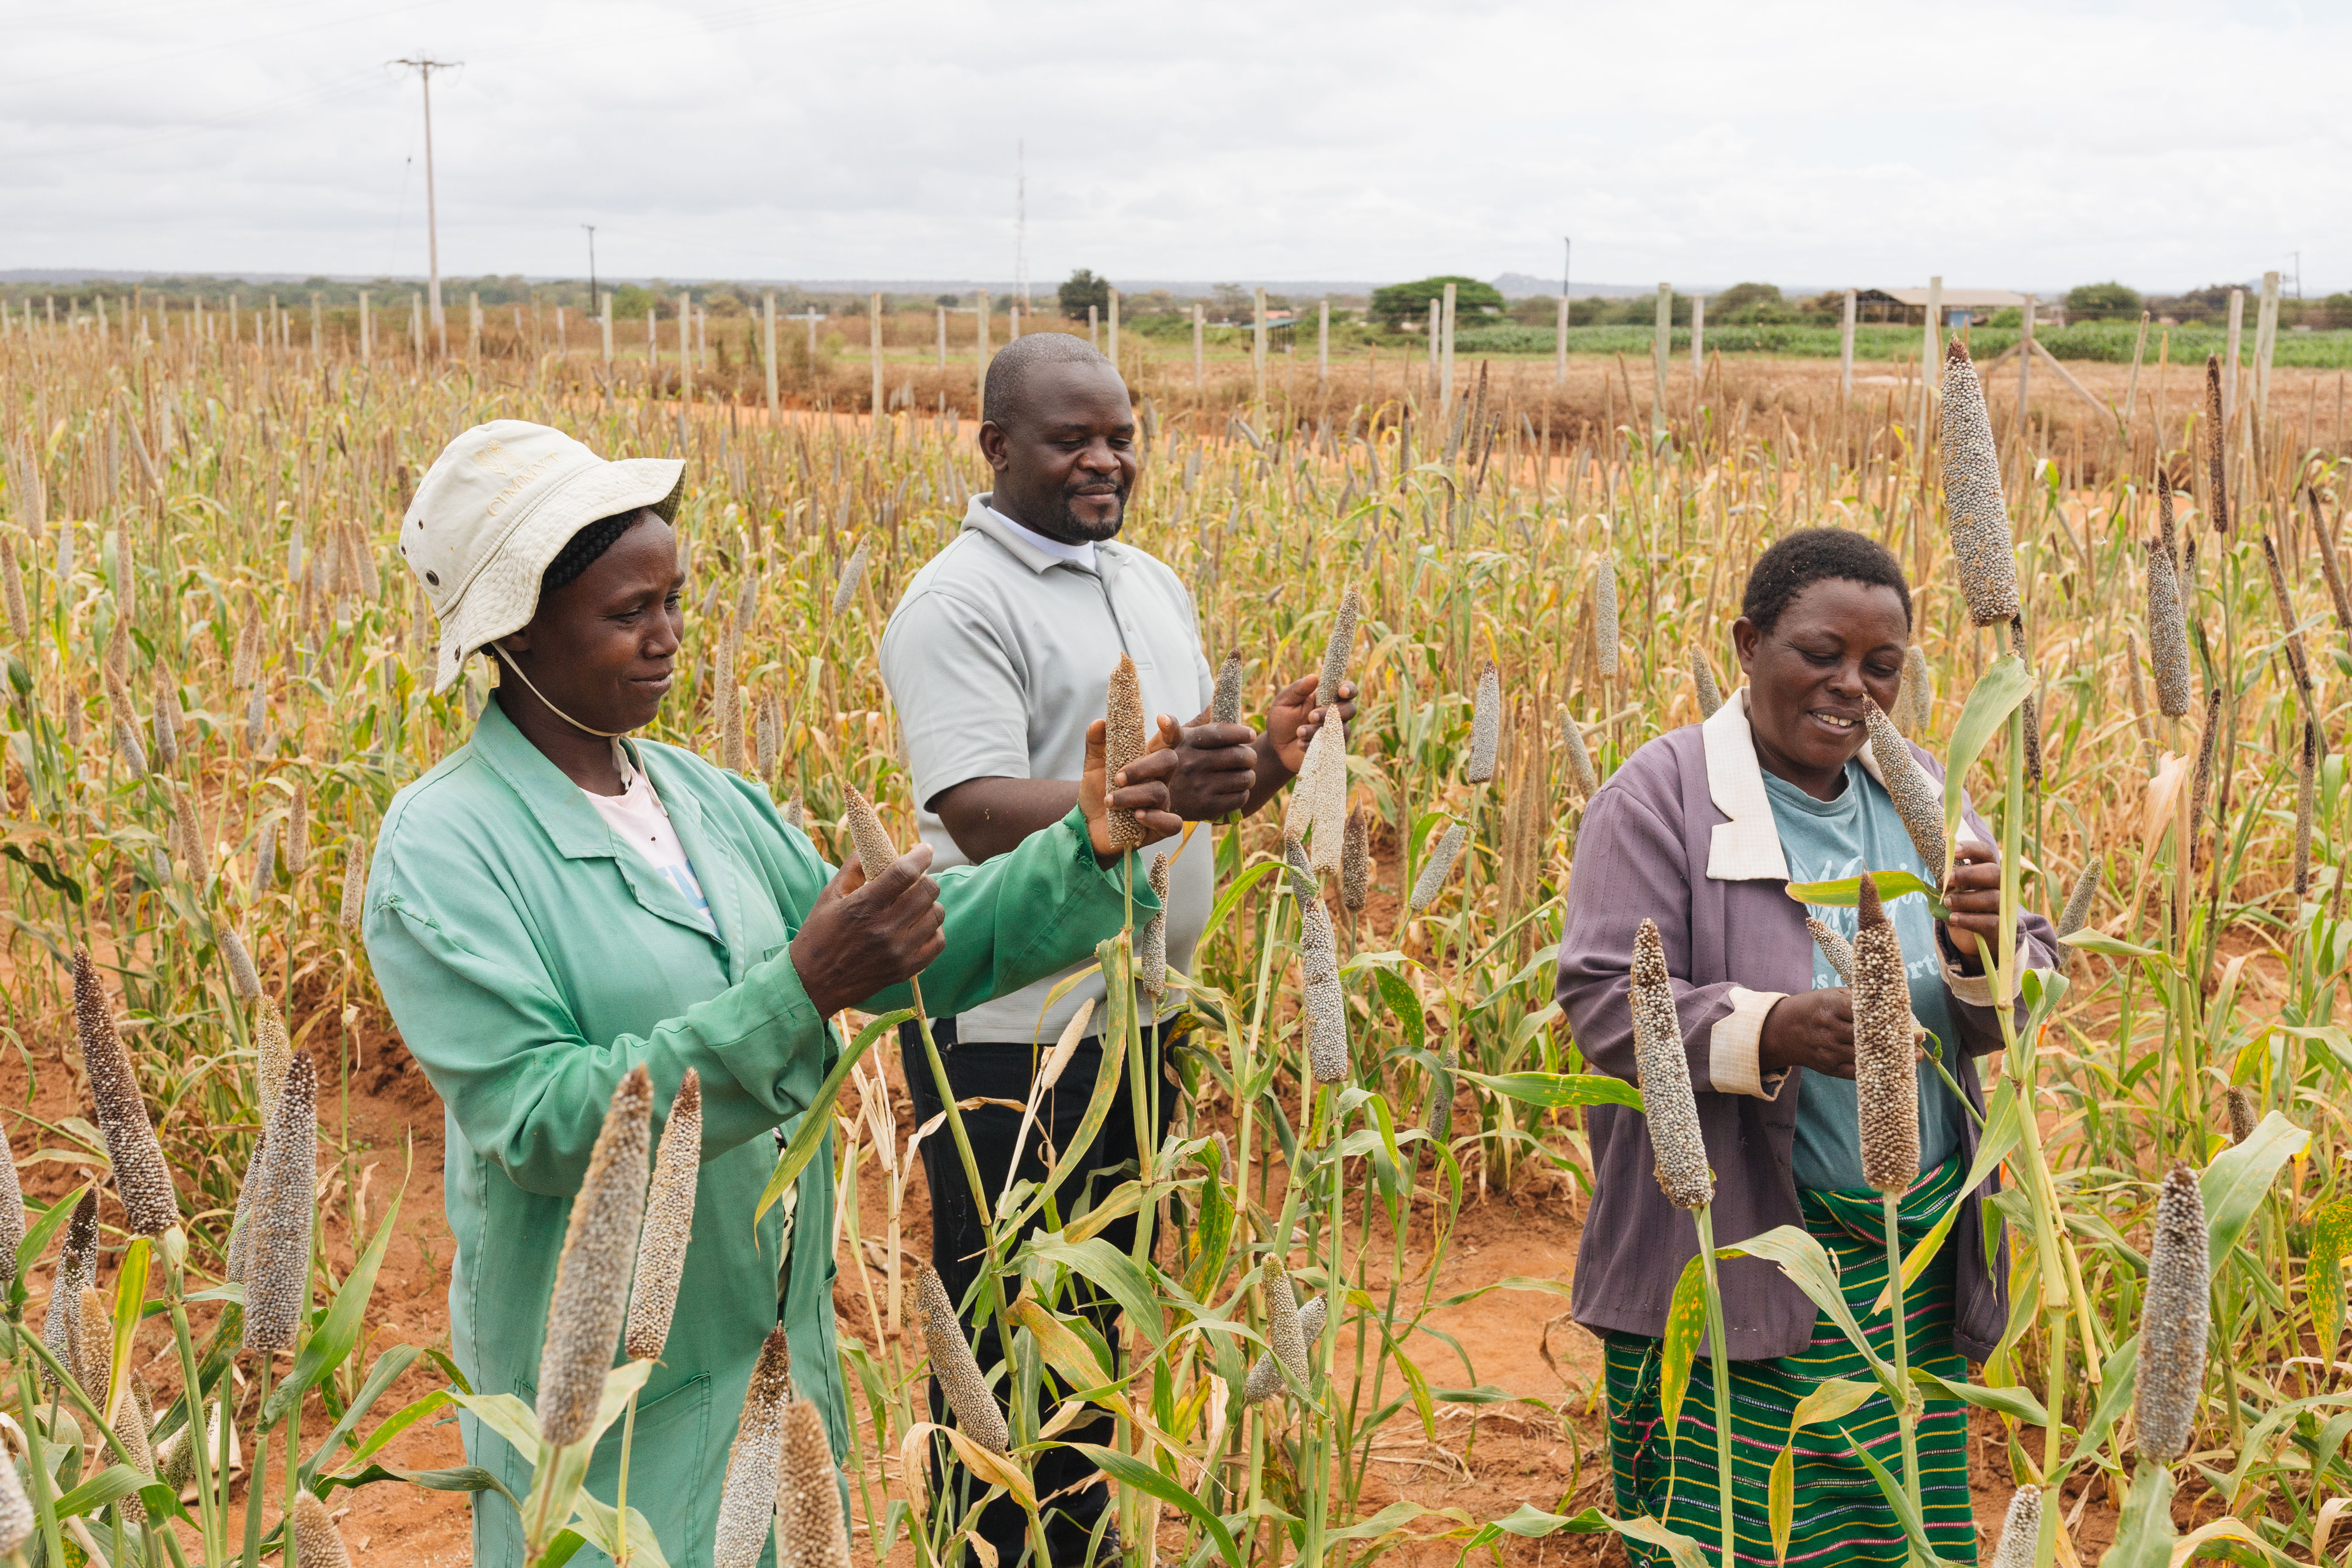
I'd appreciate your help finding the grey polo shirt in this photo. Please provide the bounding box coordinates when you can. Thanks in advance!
[879,494,1216,1044]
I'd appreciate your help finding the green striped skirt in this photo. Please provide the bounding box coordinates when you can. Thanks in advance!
[1602,1155,1976,1568]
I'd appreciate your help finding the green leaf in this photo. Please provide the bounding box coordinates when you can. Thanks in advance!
[301,1344,424,1482]
[107,1237,149,1428]
[448,1391,541,1456]
[1788,1378,1876,1434]
[1768,1445,1795,1565]
[1608,1513,1714,1568]
[1785,870,1947,918]
[1875,1084,2023,1315]
[567,1489,673,1568]
[264,1190,403,1427]
[1720,1228,1899,1395]
[1027,1235,1168,1351]
[1942,656,2033,846]
[1183,1134,1235,1302]
[1451,1068,1643,1110]
[756,1007,913,1222]
[14,1185,84,1298]
[2202,1111,2311,1270]
[1658,1254,1708,1428]
[51,1463,150,1519]
[2064,1335,2140,1469]
[1372,968,1424,1056]
[2104,1461,2176,1568]
[2058,930,2162,958]
[2310,1198,2352,1358]
[1834,1425,1961,1568]
[1908,1366,2049,1426]
[1066,1443,1241,1568]
[319,1462,517,1509]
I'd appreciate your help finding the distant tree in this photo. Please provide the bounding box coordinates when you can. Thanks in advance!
[1709,282,1782,316]
[1210,283,1252,323]
[1058,269,1111,321]
[936,294,961,307]
[2066,281,2142,320]
[1508,294,1559,327]
[1369,276,1505,328]
[2325,294,2352,331]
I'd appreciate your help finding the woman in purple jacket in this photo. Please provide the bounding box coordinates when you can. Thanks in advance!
[1555,529,2056,1567]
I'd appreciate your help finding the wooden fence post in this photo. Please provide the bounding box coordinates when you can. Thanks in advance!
[764,292,779,416]
[1839,288,1856,396]
[1651,283,1670,440]
[872,292,885,431]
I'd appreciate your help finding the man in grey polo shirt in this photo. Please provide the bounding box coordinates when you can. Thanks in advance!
[880,332,1351,1567]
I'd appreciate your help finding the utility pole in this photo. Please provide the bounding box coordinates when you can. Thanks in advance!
[392,55,459,356]
[582,225,598,314]
[1015,139,1029,309]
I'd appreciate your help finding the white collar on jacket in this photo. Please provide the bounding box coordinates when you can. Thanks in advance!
[1702,687,1894,883]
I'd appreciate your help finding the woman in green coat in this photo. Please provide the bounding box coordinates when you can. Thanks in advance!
[364,420,1180,1566]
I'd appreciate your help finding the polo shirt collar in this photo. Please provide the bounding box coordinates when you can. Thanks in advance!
[1702,687,1892,883]
[963,493,1118,576]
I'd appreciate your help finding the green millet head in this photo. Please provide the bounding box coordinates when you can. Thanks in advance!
[242,1054,318,1355]
[714,1325,797,1568]
[1690,648,1722,720]
[841,785,899,883]
[1300,898,1350,1085]
[1340,808,1371,912]
[1104,652,1149,851]
[74,950,180,1237]
[1409,823,1469,915]
[914,1262,1008,1454]
[1317,587,1359,711]
[1988,1486,2040,1568]
[2225,1086,2258,1145]
[1940,338,2022,625]
[1212,650,1245,726]
[2056,859,2102,943]
[2146,489,2193,719]
[1264,1271,1311,1394]
[1560,708,1598,797]
[534,1065,653,1448]
[626,1070,703,1363]
[1631,919,1712,1209]
[1851,875,1919,1194]
[2135,1161,2210,1462]
[776,1398,852,1568]
[1861,697,1947,887]
[1244,1294,1326,1404]
[1464,664,1501,783]
[1805,918,1855,985]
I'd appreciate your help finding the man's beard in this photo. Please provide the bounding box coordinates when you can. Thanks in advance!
[1053,485,1127,542]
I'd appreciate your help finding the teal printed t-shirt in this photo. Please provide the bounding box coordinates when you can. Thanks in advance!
[1763,760,1968,1192]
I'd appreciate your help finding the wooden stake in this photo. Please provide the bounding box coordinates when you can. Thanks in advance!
[2256,270,2280,424]
[1254,287,1268,405]
[1088,303,1098,350]
[1441,281,1457,419]
[1839,287,1857,396]
[677,290,692,400]
[2225,289,2245,416]
[764,292,779,416]
[1651,282,1669,441]
[359,291,371,364]
[599,291,612,368]
[1109,288,1120,368]
[872,291,885,431]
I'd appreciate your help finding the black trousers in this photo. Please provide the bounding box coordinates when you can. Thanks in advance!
[902,1013,1180,1568]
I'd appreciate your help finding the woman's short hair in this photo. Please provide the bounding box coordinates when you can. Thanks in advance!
[541,508,648,596]
[1740,528,1911,634]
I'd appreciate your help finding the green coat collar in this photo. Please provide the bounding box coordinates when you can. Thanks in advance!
[467,700,740,958]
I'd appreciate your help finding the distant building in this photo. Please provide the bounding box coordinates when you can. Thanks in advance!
[1851,288,2063,328]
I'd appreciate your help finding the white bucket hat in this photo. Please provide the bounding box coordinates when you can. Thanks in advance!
[397,420,684,695]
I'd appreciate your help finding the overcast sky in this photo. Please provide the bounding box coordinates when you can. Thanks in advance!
[5,0,2346,295]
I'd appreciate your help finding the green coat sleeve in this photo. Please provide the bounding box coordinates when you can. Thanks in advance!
[847,804,1156,1022]
[367,825,834,1196]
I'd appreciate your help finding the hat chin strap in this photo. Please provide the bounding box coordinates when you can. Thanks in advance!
[488,644,634,739]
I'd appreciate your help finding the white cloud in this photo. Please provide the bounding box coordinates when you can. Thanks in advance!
[3,0,2347,292]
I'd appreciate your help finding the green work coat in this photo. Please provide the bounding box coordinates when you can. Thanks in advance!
[363,700,1151,1567]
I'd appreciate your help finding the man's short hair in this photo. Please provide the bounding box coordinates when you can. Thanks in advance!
[983,332,1121,432]
[1740,527,1912,634]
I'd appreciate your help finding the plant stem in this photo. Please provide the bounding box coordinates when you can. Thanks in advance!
[242,1358,272,1568]
[614,1387,639,1567]
[1694,1203,1737,1568]
[12,1346,69,1568]
[1882,1190,1921,1526]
